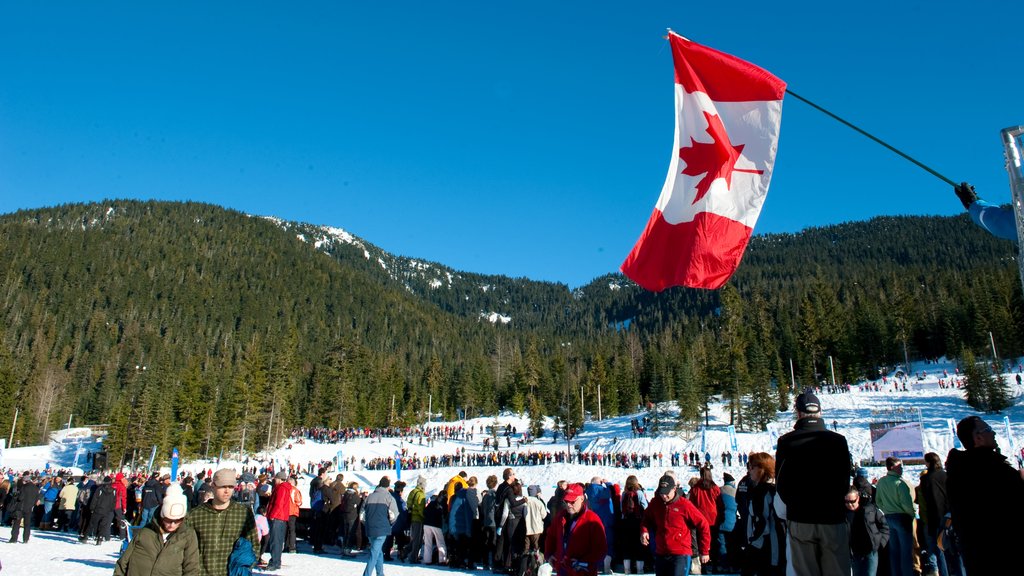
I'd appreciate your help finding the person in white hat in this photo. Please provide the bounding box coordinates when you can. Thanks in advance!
[114,483,199,576]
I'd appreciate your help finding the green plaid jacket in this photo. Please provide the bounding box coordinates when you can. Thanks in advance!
[183,500,260,576]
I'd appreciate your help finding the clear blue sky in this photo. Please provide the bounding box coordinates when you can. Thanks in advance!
[2,2,1021,287]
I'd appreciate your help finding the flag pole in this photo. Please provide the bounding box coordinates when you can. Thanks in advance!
[784,89,956,187]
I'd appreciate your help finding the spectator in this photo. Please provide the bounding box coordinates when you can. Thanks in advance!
[546,483,607,576]
[264,470,293,571]
[618,475,648,575]
[917,452,958,576]
[403,476,428,564]
[184,468,260,576]
[8,472,40,544]
[846,486,888,576]
[114,483,199,576]
[362,475,398,576]
[774,389,853,576]
[744,453,785,576]
[945,415,1024,574]
[875,457,915,576]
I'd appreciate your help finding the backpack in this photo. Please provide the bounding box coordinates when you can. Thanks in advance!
[622,490,643,519]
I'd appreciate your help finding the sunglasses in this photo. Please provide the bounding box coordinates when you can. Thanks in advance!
[162,517,185,524]
[844,499,859,505]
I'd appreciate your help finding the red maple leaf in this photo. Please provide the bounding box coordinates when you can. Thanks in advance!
[679,111,762,205]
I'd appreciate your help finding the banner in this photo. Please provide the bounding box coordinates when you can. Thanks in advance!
[727,424,738,452]
[171,448,180,481]
[768,426,778,450]
[395,450,402,480]
[948,418,962,449]
[1004,416,1015,450]
[146,445,158,473]
[72,445,84,469]
[700,426,707,454]
[0,438,5,468]
[869,408,925,463]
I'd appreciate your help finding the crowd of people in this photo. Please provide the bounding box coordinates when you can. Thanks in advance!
[3,391,1022,576]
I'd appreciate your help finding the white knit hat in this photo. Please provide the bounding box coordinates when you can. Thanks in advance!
[161,483,188,520]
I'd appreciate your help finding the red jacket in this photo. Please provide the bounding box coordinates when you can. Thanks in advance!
[267,481,293,522]
[641,494,711,557]
[688,484,720,525]
[544,505,607,576]
[113,479,127,512]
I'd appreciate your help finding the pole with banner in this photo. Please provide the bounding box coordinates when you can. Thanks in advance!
[948,418,962,449]
[394,450,402,480]
[727,425,738,452]
[171,448,180,481]
[700,426,707,454]
[146,445,158,474]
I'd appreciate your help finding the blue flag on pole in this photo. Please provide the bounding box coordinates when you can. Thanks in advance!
[171,448,179,481]
[727,425,738,452]
[395,450,402,480]
[700,426,706,454]
[948,418,961,449]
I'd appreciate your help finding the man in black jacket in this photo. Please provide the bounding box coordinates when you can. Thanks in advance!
[775,390,853,576]
[138,472,164,527]
[946,416,1024,575]
[85,475,116,545]
[8,472,40,543]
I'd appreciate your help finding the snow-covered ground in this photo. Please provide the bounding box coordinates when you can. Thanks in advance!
[2,357,1023,575]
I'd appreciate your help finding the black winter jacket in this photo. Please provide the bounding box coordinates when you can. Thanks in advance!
[775,417,852,524]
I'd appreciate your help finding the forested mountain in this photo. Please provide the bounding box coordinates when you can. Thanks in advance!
[1,200,1019,467]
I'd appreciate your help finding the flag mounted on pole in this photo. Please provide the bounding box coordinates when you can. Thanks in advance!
[622,32,786,291]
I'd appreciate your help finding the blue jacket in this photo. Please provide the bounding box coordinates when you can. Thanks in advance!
[717,480,738,532]
[447,487,474,536]
[228,535,257,576]
[969,199,1017,242]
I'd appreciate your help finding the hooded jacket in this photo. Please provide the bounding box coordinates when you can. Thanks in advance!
[113,519,200,576]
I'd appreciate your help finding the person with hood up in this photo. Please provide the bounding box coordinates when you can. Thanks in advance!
[522,485,549,573]
[545,483,607,576]
[945,415,1024,574]
[114,483,200,576]
[113,472,129,540]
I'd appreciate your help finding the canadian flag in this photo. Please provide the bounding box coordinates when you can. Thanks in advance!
[621,33,786,291]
